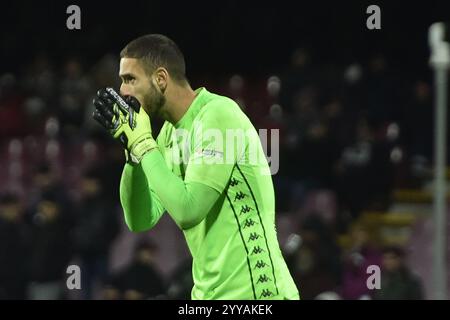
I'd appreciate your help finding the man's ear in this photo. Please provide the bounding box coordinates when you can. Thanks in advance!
[153,67,168,93]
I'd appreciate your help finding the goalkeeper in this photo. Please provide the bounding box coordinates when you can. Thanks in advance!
[93,34,299,300]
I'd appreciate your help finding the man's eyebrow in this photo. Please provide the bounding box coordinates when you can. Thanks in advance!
[119,73,135,79]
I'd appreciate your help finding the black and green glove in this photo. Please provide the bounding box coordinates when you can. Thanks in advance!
[93,87,157,164]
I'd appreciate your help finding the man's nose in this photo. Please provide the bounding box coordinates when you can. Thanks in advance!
[120,84,130,96]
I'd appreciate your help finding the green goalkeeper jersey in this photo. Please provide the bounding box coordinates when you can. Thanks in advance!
[119,87,299,300]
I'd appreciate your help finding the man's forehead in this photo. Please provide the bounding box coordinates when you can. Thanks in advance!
[119,57,144,75]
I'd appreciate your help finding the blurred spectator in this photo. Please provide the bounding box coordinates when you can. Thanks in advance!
[362,54,398,129]
[26,163,71,221]
[166,257,194,300]
[274,85,327,213]
[261,103,293,213]
[72,167,120,299]
[50,58,90,141]
[57,93,85,139]
[339,222,382,299]
[90,54,120,90]
[60,58,91,100]
[403,81,433,158]
[0,73,26,139]
[402,80,434,187]
[22,96,47,135]
[322,97,349,150]
[285,214,342,299]
[373,246,424,300]
[102,239,166,300]
[22,53,56,103]
[279,48,316,114]
[334,115,394,229]
[0,193,30,299]
[27,190,73,300]
[94,143,125,205]
[296,119,339,192]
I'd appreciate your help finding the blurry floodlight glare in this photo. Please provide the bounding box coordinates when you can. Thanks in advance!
[284,233,302,255]
[390,147,403,163]
[386,122,400,141]
[45,117,60,137]
[270,104,283,120]
[267,76,281,83]
[344,64,362,84]
[267,75,281,96]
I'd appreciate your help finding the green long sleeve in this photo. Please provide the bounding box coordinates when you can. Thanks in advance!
[119,162,165,232]
[140,150,224,230]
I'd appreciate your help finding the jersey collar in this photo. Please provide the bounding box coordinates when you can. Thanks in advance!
[175,87,208,129]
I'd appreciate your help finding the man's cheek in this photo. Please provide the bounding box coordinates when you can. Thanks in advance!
[134,94,145,108]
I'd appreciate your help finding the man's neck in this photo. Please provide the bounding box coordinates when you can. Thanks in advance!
[164,84,196,124]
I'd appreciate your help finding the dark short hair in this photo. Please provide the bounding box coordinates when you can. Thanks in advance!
[120,34,187,83]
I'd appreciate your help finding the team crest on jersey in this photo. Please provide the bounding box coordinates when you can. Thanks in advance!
[196,148,224,158]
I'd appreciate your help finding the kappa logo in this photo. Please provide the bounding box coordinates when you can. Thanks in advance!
[256,274,272,284]
[251,246,265,255]
[254,260,268,269]
[248,232,261,242]
[243,218,257,228]
[240,205,253,215]
[259,289,274,298]
[234,191,246,201]
[230,178,240,187]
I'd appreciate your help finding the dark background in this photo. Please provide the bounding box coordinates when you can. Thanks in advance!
[1,0,449,300]
[1,1,449,77]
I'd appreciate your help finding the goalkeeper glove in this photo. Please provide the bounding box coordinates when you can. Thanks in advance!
[93,87,157,164]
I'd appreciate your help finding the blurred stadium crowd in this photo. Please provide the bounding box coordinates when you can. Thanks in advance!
[0,46,438,300]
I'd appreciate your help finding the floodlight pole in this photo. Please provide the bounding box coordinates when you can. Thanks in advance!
[429,22,449,300]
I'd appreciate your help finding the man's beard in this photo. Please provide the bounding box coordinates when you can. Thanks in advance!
[143,82,166,118]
